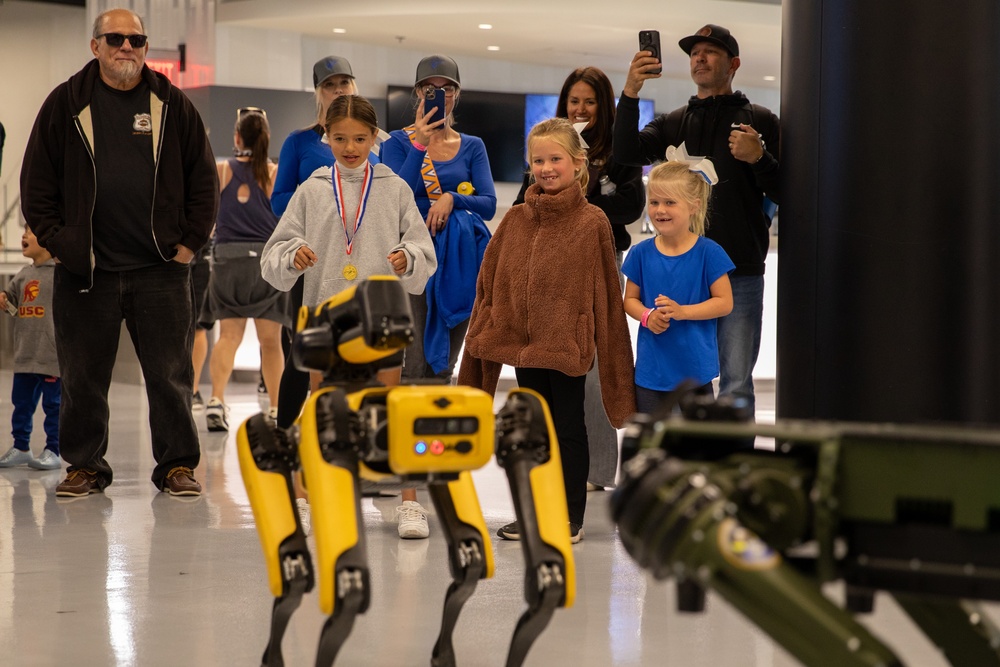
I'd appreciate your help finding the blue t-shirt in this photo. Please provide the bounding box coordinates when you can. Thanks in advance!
[622,235,735,391]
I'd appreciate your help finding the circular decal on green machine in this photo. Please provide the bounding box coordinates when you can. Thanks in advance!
[717,518,781,570]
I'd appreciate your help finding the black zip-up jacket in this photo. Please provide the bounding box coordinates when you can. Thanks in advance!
[613,92,779,276]
[21,59,218,283]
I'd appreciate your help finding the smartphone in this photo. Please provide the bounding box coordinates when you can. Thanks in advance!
[424,87,447,123]
[639,30,662,75]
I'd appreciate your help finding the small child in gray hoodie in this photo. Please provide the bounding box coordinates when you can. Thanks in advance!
[0,227,61,470]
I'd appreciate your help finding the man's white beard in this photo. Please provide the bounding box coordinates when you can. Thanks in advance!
[112,60,140,86]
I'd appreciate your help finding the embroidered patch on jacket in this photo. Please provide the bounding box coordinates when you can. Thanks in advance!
[133,113,152,134]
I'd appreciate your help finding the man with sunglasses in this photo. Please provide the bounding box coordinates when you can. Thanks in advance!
[20,8,218,498]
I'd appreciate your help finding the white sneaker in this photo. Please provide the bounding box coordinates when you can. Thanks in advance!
[0,447,34,468]
[296,498,311,536]
[28,449,62,470]
[206,397,230,432]
[396,500,430,539]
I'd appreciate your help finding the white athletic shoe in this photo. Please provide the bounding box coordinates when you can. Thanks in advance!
[29,449,62,470]
[395,500,430,539]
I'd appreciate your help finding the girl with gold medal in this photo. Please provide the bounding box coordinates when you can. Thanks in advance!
[262,94,437,385]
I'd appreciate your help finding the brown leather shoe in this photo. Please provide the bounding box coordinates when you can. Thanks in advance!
[55,469,102,497]
[164,466,202,496]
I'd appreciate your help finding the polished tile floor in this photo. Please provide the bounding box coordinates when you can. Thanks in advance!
[0,372,982,666]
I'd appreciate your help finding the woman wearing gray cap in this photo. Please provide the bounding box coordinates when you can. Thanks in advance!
[381,55,496,383]
[381,54,496,539]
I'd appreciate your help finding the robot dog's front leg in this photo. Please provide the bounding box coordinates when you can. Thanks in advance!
[495,388,576,667]
[237,414,314,667]
[426,473,495,667]
[298,388,370,667]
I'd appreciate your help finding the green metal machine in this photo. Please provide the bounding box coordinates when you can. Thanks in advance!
[612,392,1000,667]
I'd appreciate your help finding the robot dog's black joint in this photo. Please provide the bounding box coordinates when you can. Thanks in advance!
[246,414,300,472]
[495,395,551,468]
[314,389,365,459]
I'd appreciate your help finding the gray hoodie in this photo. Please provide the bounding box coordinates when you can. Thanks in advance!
[261,163,436,309]
[3,261,59,377]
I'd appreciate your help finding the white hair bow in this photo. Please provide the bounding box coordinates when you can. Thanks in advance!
[572,122,591,150]
[665,142,718,185]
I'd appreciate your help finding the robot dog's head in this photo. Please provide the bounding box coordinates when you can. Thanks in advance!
[293,277,414,377]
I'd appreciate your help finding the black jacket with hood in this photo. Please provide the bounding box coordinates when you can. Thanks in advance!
[21,59,218,283]
[613,92,779,276]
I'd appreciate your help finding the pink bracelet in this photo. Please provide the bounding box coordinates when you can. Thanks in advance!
[640,308,653,328]
[411,140,427,151]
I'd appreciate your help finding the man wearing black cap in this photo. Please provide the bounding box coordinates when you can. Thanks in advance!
[613,24,780,422]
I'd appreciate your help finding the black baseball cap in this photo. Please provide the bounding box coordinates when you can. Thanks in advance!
[678,24,739,57]
[312,56,355,88]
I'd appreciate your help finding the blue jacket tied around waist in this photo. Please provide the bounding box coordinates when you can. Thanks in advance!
[424,208,491,374]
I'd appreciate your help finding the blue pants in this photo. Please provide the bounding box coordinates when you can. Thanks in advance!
[53,263,199,490]
[717,274,764,416]
[11,373,61,454]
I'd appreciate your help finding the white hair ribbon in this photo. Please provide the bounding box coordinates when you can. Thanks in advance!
[665,142,718,185]
[572,122,591,150]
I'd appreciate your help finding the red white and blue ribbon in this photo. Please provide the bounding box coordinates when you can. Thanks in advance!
[332,162,374,255]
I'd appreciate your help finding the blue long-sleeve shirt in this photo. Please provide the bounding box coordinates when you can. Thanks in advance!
[380,130,497,221]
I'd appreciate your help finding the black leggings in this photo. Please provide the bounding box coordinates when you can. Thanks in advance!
[276,278,309,430]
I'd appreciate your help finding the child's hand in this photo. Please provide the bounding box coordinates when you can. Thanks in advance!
[0,292,12,317]
[654,294,685,321]
[293,245,318,271]
[387,250,407,275]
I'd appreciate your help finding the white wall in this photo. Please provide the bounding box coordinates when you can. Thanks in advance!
[0,2,89,213]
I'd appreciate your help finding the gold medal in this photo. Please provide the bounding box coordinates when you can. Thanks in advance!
[343,263,358,280]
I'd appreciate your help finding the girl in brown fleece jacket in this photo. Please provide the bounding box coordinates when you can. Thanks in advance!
[458,118,636,543]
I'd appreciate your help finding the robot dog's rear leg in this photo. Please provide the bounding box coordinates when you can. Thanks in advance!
[236,414,314,667]
[496,389,576,667]
[893,594,1000,666]
[427,474,494,667]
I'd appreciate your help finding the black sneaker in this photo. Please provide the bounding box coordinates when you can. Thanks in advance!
[497,521,520,541]
[569,522,584,544]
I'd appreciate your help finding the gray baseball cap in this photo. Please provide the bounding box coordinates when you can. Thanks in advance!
[313,56,355,88]
[415,55,461,88]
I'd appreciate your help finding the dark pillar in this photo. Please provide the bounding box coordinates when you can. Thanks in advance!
[778,1,1000,423]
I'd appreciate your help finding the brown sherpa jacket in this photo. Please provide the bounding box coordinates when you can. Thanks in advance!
[458,183,637,427]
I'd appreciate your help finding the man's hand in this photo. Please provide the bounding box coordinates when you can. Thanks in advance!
[173,244,195,264]
[623,50,662,98]
[729,124,765,164]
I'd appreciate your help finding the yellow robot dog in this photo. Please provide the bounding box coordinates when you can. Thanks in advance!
[237,276,576,667]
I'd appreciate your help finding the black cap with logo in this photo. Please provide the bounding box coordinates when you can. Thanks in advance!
[678,24,740,57]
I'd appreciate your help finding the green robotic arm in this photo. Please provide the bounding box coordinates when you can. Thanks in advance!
[613,391,1000,667]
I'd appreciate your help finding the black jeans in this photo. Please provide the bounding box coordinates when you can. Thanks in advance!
[514,367,589,525]
[53,263,199,489]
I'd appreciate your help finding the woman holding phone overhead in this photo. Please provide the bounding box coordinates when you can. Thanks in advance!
[381,54,495,537]
[514,66,645,492]
[381,54,496,385]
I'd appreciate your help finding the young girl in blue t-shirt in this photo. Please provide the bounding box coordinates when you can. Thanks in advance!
[622,148,735,414]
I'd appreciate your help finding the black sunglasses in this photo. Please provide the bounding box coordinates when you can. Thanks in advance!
[97,33,148,49]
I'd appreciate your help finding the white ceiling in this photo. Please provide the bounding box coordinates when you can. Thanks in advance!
[217,0,783,89]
